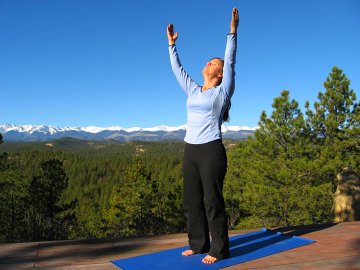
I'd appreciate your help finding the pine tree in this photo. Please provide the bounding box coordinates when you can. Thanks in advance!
[0,170,29,243]
[226,90,333,228]
[28,159,69,240]
[305,66,360,186]
[104,158,160,237]
[306,67,358,140]
[0,133,8,171]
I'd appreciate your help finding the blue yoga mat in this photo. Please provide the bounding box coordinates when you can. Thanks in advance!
[111,228,315,270]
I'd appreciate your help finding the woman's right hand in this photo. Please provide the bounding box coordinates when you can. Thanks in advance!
[167,24,178,46]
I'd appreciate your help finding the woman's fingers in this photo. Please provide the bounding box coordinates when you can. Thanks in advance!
[232,7,239,20]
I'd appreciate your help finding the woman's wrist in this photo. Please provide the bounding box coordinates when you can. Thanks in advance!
[230,26,238,34]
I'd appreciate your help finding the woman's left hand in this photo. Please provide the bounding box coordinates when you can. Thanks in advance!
[167,24,178,45]
[230,7,239,34]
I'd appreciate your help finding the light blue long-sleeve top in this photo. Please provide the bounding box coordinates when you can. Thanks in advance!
[169,34,237,144]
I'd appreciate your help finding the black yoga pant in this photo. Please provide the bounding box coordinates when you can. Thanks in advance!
[182,139,230,259]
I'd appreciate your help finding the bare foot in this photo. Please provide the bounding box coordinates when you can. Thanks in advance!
[202,255,220,264]
[181,249,197,256]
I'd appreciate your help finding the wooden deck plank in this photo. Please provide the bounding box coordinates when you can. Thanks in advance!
[0,222,359,269]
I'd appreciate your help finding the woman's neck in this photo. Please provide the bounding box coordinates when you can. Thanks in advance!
[202,78,220,92]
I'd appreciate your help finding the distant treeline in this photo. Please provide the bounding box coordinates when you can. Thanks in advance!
[0,67,359,243]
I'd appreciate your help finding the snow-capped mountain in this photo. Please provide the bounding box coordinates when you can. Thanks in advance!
[0,124,257,142]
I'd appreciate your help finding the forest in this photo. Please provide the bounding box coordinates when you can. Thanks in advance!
[0,67,359,243]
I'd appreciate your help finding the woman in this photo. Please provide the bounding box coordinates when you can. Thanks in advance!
[167,7,239,264]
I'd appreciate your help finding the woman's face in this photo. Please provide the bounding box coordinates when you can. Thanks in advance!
[202,58,224,79]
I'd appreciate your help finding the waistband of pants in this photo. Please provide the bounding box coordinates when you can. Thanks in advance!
[185,139,222,147]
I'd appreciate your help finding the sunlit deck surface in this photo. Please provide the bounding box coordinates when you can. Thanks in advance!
[1,221,359,270]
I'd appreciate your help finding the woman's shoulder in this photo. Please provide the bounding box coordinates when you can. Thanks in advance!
[187,83,202,95]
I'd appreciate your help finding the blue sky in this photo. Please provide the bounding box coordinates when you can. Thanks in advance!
[1,0,359,128]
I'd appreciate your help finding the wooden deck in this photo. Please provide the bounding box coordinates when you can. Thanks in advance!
[0,221,359,269]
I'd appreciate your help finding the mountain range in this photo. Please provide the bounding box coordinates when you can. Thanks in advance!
[0,124,257,142]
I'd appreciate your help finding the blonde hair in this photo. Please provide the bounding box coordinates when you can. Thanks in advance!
[210,58,231,123]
